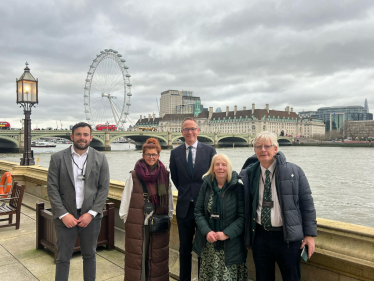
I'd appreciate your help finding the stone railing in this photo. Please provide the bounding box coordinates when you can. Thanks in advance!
[0,161,373,281]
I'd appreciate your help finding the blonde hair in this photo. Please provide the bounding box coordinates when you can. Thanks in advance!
[202,154,233,182]
[254,131,279,148]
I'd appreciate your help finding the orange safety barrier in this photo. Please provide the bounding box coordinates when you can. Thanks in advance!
[0,172,12,198]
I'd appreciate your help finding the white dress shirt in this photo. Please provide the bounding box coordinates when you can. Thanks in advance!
[59,146,97,219]
[119,173,174,224]
[256,160,283,227]
[185,140,198,166]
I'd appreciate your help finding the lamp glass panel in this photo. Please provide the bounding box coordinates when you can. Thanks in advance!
[17,80,24,102]
[23,81,37,103]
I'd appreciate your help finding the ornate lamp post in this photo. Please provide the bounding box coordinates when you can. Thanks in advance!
[16,62,38,165]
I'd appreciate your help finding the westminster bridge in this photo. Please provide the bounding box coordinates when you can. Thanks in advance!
[0,130,293,152]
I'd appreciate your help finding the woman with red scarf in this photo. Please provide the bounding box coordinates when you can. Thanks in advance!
[120,138,173,281]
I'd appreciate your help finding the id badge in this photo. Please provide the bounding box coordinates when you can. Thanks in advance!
[210,213,220,220]
[262,200,274,208]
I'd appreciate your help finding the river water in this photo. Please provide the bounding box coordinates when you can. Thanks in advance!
[1,144,374,228]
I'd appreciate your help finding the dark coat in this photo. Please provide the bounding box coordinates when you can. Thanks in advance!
[169,142,216,218]
[239,151,317,248]
[192,171,247,265]
[124,171,170,281]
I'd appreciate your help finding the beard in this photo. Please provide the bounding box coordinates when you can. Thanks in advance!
[73,140,90,151]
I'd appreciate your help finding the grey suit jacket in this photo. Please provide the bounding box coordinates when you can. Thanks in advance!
[47,147,110,221]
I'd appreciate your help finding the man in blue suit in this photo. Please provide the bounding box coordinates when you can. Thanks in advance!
[169,117,216,281]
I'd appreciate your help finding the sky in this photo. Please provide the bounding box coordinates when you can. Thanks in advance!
[1,0,373,129]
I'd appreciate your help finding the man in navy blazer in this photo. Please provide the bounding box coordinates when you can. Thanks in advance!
[169,117,216,281]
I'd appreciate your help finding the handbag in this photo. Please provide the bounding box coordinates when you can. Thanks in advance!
[140,179,170,233]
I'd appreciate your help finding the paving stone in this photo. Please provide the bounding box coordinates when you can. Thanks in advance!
[1,231,53,262]
[0,213,36,240]
[0,245,18,266]
[0,261,38,281]
[97,246,124,268]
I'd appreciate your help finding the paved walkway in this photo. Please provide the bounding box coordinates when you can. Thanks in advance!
[0,206,177,281]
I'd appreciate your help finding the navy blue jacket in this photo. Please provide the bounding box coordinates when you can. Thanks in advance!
[239,151,317,247]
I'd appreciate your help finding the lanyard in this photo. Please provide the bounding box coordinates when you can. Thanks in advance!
[71,153,88,175]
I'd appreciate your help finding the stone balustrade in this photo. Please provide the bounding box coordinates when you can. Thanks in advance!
[0,160,373,281]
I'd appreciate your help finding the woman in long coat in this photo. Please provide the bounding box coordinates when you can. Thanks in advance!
[120,138,173,281]
[193,154,247,281]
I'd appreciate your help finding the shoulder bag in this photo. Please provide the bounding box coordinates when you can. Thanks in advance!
[140,179,170,233]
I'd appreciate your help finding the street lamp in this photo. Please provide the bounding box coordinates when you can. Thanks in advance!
[16,62,38,166]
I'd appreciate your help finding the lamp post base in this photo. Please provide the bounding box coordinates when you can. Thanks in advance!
[20,151,35,166]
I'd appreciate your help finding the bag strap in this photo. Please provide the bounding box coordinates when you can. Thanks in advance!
[139,178,149,199]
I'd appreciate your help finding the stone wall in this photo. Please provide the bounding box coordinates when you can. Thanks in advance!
[1,161,373,281]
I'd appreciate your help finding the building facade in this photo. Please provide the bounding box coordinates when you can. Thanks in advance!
[159,90,182,117]
[316,106,373,132]
[159,90,202,117]
[298,111,317,118]
[345,120,374,139]
[133,104,325,138]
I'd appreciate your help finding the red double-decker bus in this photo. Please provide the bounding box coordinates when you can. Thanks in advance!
[96,124,117,131]
[0,121,10,130]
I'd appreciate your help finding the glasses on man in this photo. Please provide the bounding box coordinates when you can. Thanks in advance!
[144,153,159,158]
[254,145,273,151]
[181,128,198,133]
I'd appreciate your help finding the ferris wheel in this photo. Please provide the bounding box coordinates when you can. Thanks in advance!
[84,49,132,130]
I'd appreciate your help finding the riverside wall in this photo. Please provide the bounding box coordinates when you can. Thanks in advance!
[1,160,373,281]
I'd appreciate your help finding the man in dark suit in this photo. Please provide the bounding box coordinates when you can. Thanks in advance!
[47,122,110,281]
[169,117,216,281]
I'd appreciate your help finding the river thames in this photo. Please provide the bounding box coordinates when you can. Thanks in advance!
[1,144,373,228]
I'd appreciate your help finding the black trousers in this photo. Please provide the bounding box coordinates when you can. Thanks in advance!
[252,224,302,281]
[177,202,197,281]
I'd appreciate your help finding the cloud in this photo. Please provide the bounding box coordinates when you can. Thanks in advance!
[0,0,373,129]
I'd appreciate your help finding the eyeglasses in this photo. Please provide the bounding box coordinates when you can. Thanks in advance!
[254,145,273,151]
[182,128,198,133]
[144,153,159,158]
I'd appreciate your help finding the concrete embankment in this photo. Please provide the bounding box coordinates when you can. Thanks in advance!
[1,160,373,281]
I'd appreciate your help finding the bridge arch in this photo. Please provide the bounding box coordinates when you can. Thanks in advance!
[109,133,168,145]
[0,135,19,146]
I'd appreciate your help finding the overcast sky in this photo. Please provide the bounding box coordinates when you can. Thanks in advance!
[1,0,373,129]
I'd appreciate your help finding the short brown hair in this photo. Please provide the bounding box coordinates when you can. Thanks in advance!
[181,117,198,128]
[142,138,161,154]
